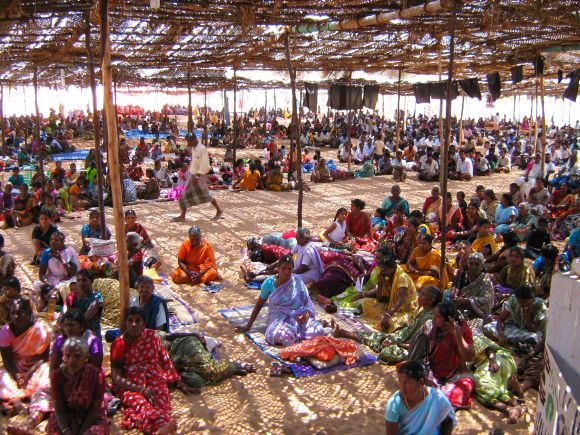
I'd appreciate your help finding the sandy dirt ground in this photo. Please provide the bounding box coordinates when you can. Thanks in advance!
[0,142,536,434]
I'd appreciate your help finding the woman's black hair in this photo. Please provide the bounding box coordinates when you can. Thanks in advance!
[375,208,387,219]
[61,308,86,328]
[397,360,426,381]
[509,246,525,258]
[457,191,465,200]
[76,268,94,282]
[417,232,433,245]
[484,189,496,200]
[334,207,348,221]
[381,254,397,269]
[10,296,33,317]
[38,210,53,219]
[514,284,534,300]
[409,210,423,221]
[435,302,461,322]
[125,209,137,217]
[502,230,519,247]
[278,254,294,266]
[541,244,559,261]
[88,209,100,218]
[351,198,366,210]
[407,217,420,229]
[422,285,442,306]
[2,277,21,291]
[126,306,146,321]
[502,193,514,206]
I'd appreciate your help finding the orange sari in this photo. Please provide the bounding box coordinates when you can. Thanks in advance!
[171,239,219,284]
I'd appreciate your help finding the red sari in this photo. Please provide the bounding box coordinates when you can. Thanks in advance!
[46,364,108,435]
[111,329,180,433]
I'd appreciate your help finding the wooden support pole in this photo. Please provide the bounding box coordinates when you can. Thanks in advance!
[533,78,539,153]
[233,69,237,163]
[86,15,107,237]
[22,87,27,149]
[439,12,456,289]
[512,95,516,122]
[458,95,465,145]
[437,47,444,147]
[100,0,129,328]
[540,73,547,177]
[347,108,352,172]
[284,34,303,228]
[273,89,277,113]
[395,66,402,152]
[204,90,208,147]
[0,84,5,156]
[187,71,193,137]
[33,68,44,174]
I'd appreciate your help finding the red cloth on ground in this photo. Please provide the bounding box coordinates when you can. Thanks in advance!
[280,336,359,365]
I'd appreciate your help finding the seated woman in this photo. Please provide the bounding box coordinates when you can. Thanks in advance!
[237,254,324,347]
[125,209,161,269]
[64,270,104,338]
[46,337,108,435]
[385,360,456,435]
[138,168,161,200]
[346,198,374,244]
[265,162,286,191]
[354,157,375,178]
[50,309,103,370]
[493,246,533,298]
[130,276,169,332]
[381,185,410,217]
[471,335,526,424]
[35,231,79,311]
[484,230,519,274]
[494,193,519,235]
[10,184,38,227]
[236,163,264,191]
[80,210,111,255]
[322,207,349,249]
[422,302,476,409]
[403,233,449,290]
[0,278,33,327]
[111,307,183,434]
[449,202,483,242]
[0,298,51,416]
[510,202,535,241]
[31,211,59,265]
[388,217,419,264]
[531,244,559,298]
[158,330,256,392]
[351,255,417,332]
[310,157,332,183]
[333,285,441,365]
[124,232,144,288]
[437,192,463,234]
[449,252,494,328]
[291,228,324,285]
[171,226,220,285]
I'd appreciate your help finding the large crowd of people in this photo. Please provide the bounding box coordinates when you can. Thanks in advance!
[0,103,578,434]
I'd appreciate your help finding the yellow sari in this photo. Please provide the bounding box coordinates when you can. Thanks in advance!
[361,265,418,332]
[403,247,449,290]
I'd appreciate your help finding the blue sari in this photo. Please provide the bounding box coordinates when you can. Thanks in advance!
[494,204,518,234]
[262,275,324,347]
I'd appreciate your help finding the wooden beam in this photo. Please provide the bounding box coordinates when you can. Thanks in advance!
[86,13,107,238]
[233,68,237,163]
[0,83,5,156]
[33,67,43,174]
[100,0,130,329]
[540,72,547,177]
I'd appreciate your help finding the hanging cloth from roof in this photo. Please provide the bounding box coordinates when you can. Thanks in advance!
[534,55,545,77]
[413,83,431,104]
[511,65,523,84]
[363,85,380,110]
[458,78,482,100]
[328,84,363,110]
[563,69,580,102]
[486,73,501,102]
[346,86,364,110]
[429,81,458,100]
[302,83,318,112]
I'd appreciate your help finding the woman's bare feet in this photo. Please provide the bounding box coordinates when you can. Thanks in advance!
[507,405,527,424]
[329,319,358,341]
[236,362,257,376]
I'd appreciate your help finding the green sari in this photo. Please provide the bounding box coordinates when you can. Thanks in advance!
[331,267,380,311]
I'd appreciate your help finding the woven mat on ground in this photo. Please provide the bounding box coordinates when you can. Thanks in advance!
[154,283,198,330]
[219,304,376,378]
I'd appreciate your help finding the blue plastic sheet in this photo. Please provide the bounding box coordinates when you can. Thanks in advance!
[51,150,91,161]
[122,128,195,139]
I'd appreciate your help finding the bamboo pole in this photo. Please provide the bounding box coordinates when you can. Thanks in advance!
[33,68,44,175]
[458,95,465,145]
[440,12,456,290]
[284,34,304,228]
[0,84,5,156]
[512,95,516,122]
[273,89,277,113]
[533,78,539,153]
[204,90,208,147]
[347,108,352,172]
[233,68,237,163]
[86,15,107,237]
[540,73,547,177]
[437,48,444,147]
[395,67,402,153]
[187,71,193,137]
[100,0,129,329]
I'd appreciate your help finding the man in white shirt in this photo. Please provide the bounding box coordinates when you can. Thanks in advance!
[173,136,223,222]
[474,152,491,176]
[450,150,473,180]
[496,148,511,173]
[418,153,440,181]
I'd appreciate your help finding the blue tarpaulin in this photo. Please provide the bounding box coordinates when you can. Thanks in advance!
[122,128,195,139]
[51,150,91,161]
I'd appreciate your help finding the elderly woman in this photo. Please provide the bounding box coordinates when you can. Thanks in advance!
[31,211,59,265]
[237,254,324,347]
[125,209,161,269]
[290,228,324,285]
[117,232,144,288]
[385,360,456,435]
[510,202,535,241]
[0,298,51,415]
[381,185,410,217]
[449,252,494,325]
[333,285,441,365]
[111,307,182,434]
[389,217,419,264]
[171,226,220,285]
[80,210,111,255]
[494,193,519,235]
[403,233,449,290]
[46,337,108,435]
[351,255,417,332]
[130,276,169,332]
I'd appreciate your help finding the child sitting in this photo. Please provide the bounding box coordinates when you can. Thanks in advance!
[472,219,498,257]
[39,192,61,223]
[525,216,550,259]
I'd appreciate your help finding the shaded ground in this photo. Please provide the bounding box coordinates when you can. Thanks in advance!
[0,143,535,434]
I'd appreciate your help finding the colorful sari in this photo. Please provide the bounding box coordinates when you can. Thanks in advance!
[292,243,324,284]
[261,275,324,347]
[403,248,449,289]
[312,259,362,298]
[332,267,380,310]
[111,329,180,433]
[65,290,103,337]
[46,364,108,435]
[385,387,456,435]
[171,239,219,285]
[346,211,372,239]
[360,265,417,332]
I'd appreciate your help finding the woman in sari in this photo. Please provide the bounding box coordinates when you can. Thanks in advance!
[333,285,441,365]
[385,360,455,435]
[494,193,519,235]
[125,209,161,268]
[346,198,374,245]
[64,270,103,338]
[265,162,286,191]
[546,181,576,219]
[0,298,51,415]
[422,186,442,218]
[437,192,463,233]
[31,211,59,265]
[403,233,449,290]
[79,210,111,255]
[351,255,417,332]
[291,228,325,285]
[389,218,419,264]
[481,189,499,221]
[422,302,476,409]
[310,157,332,183]
[130,276,169,332]
[493,246,533,298]
[111,307,183,434]
[237,255,324,347]
[354,157,375,178]
[171,226,220,285]
[46,337,108,435]
[381,185,410,217]
[449,202,483,242]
